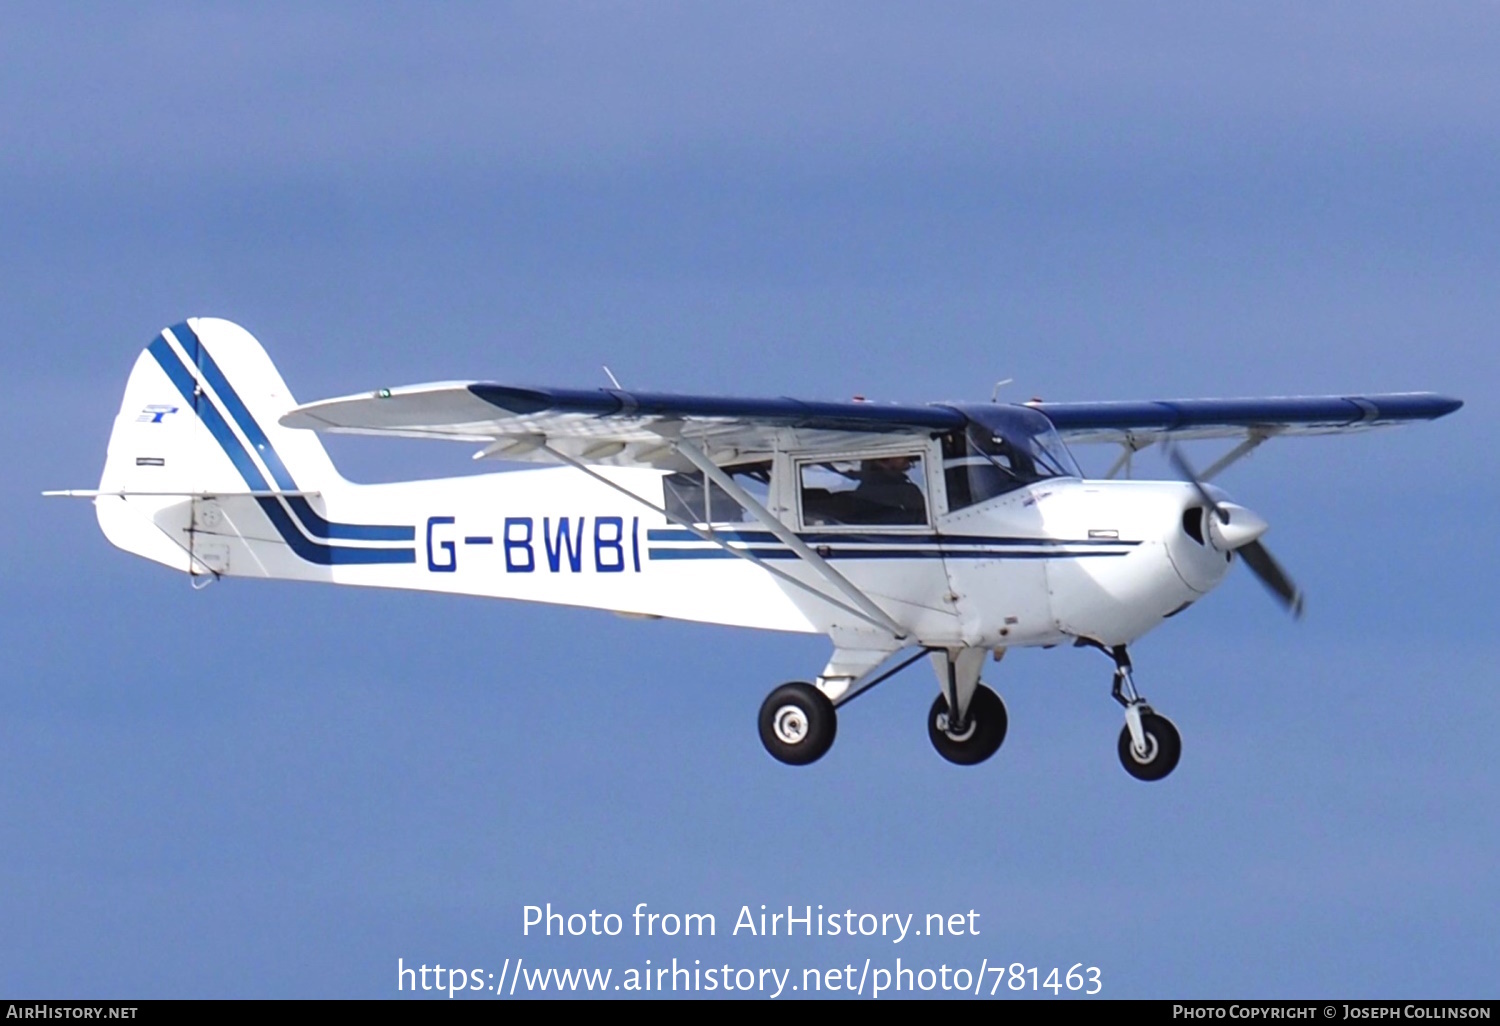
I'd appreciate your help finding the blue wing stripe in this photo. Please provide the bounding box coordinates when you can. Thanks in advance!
[467,385,1459,437]
[1032,394,1462,433]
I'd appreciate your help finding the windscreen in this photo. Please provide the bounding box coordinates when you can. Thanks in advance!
[942,404,1081,510]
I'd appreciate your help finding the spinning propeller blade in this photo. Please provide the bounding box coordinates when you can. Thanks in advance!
[1164,443,1305,619]
[1165,444,1226,523]
[1237,540,1305,619]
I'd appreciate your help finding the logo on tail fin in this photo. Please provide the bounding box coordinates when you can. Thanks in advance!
[136,404,179,423]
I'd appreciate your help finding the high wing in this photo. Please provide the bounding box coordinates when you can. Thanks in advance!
[280,382,967,469]
[1028,393,1462,445]
[281,381,1461,469]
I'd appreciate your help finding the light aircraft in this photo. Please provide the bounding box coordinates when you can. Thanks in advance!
[50,318,1461,779]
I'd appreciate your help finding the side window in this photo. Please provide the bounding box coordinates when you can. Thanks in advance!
[662,461,773,525]
[799,454,929,527]
[663,470,707,524]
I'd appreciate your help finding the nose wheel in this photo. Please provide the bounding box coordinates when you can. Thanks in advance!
[1107,644,1182,782]
[1117,708,1181,780]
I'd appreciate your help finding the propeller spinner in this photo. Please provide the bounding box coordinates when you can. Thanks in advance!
[1166,443,1305,618]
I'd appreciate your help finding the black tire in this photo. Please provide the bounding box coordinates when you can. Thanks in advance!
[1117,710,1182,781]
[758,682,837,765]
[928,684,1008,765]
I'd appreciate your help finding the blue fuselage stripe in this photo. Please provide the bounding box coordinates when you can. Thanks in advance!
[644,527,1139,547]
[647,547,1130,561]
[253,497,417,565]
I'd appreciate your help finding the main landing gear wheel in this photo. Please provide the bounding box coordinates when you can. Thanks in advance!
[928,684,1007,766]
[1117,710,1181,781]
[759,682,837,765]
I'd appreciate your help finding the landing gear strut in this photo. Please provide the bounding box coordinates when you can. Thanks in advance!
[927,648,1007,766]
[1108,645,1181,781]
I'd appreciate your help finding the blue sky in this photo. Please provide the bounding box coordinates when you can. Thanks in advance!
[1,2,1494,998]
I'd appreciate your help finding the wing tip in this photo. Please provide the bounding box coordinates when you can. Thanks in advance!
[1430,395,1464,418]
[1367,392,1464,422]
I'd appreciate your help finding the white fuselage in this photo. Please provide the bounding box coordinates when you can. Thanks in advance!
[89,320,1241,653]
[125,465,1231,650]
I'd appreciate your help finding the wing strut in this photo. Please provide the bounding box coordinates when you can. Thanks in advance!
[1199,429,1273,481]
[1104,434,1152,480]
[539,444,905,637]
[674,441,908,639]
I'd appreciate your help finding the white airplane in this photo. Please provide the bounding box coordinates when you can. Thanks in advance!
[50,318,1462,779]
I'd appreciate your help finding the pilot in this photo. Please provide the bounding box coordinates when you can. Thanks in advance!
[854,456,926,524]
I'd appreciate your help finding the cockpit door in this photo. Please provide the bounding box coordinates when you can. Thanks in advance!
[786,444,962,640]
[933,413,1076,648]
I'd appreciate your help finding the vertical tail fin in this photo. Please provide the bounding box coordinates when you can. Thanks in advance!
[96,318,415,577]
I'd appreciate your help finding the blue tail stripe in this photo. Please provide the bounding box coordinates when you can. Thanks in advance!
[148,334,415,565]
[168,322,415,542]
[169,322,297,492]
[148,336,271,492]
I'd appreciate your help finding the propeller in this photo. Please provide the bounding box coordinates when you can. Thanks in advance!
[1165,443,1305,619]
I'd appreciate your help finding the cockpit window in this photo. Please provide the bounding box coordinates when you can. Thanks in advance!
[942,406,1081,511]
[799,454,930,527]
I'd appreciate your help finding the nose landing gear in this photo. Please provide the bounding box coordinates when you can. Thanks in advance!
[1109,645,1181,781]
